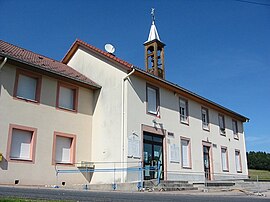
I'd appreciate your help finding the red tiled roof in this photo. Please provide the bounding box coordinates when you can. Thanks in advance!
[0,40,100,89]
[62,39,133,70]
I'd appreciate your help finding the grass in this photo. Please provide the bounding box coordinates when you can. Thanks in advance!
[0,198,66,202]
[248,169,270,181]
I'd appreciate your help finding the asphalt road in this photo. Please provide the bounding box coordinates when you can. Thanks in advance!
[0,186,269,202]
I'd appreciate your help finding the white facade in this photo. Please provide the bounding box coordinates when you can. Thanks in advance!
[66,42,249,183]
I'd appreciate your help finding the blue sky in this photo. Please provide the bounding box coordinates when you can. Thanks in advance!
[1,0,269,152]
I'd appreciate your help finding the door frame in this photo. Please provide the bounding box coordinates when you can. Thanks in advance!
[141,124,167,180]
[202,141,214,180]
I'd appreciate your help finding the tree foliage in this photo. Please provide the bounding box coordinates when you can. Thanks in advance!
[247,151,270,171]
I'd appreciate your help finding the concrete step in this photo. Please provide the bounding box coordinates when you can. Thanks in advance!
[158,183,193,188]
[205,182,235,187]
[144,180,197,192]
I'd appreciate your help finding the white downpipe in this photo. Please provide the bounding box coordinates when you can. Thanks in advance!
[121,68,135,182]
[0,57,7,70]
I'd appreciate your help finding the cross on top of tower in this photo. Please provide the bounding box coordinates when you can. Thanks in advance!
[151,8,155,23]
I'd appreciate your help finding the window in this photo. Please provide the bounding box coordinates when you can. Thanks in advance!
[232,120,239,139]
[179,98,188,124]
[201,107,209,130]
[221,147,229,171]
[218,114,226,135]
[7,124,37,163]
[53,132,76,165]
[57,82,78,112]
[146,84,160,116]
[235,150,242,172]
[181,138,191,168]
[14,70,41,102]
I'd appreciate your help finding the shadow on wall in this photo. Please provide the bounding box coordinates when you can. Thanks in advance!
[0,64,96,116]
[79,165,95,183]
[0,156,8,170]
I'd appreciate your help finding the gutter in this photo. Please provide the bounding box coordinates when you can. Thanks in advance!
[0,57,7,70]
[121,67,135,183]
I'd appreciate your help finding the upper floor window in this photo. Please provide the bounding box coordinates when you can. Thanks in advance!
[179,98,188,124]
[218,114,226,135]
[7,124,37,163]
[57,82,78,112]
[232,120,239,139]
[201,107,209,130]
[14,70,41,103]
[146,84,160,116]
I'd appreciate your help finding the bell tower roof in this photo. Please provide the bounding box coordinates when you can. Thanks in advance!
[144,8,162,44]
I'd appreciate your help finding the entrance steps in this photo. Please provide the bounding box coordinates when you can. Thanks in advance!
[144,180,198,192]
[193,181,236,191]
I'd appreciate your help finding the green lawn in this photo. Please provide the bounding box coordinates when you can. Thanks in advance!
[0,198,65,202]
[249,169,270,181]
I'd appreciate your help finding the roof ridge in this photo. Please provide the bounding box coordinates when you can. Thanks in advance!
[62,39,134,70]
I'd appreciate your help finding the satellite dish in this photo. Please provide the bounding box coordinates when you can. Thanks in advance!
[105,44,115,54]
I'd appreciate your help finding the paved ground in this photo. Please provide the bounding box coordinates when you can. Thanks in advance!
[0,186,269,201]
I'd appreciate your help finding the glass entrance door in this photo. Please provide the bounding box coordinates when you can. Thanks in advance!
[203,145,211,180]
[143,132,163,180]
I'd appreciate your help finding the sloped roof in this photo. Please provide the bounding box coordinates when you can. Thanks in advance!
[62,39,249,122]
[0,40,100,89]
[62,39,133,70]
[145,21,161,43]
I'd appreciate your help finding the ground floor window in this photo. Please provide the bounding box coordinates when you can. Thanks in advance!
[235,150,242,172]
[53,132,76,165]
[7,124,37,162]
[181,138,191,168]
[221,147,229,171]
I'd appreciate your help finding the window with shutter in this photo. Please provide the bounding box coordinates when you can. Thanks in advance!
[7,124,37,163]
[235,150,242,172]
[146,85,159,116]
[179,98,188,124]
[201,108,209,130]
[53,132,76,165]
[219,115,226,135]
[221,147,228,171]
[181,138,191,168]
[57,82,78,112]
[232,120,239,139]
[14,70,41,103]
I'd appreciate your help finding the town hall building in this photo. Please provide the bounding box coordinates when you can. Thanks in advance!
[0,13,249,188]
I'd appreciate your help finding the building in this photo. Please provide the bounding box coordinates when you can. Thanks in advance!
[0,14,249,187]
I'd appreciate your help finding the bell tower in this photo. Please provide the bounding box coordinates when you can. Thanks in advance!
[144,8,165,79]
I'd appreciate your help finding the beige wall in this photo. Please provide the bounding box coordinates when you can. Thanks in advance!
[0,63,94,186]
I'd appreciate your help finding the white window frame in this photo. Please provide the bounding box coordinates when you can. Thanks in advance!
[232,120,239,139]
[219,114,226,135]
[181,138,191,168]
[221,147,229,171]
[201,107,209,130]
[179,98,188,124]
[235,150,242,173]
[146,84,160,116]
